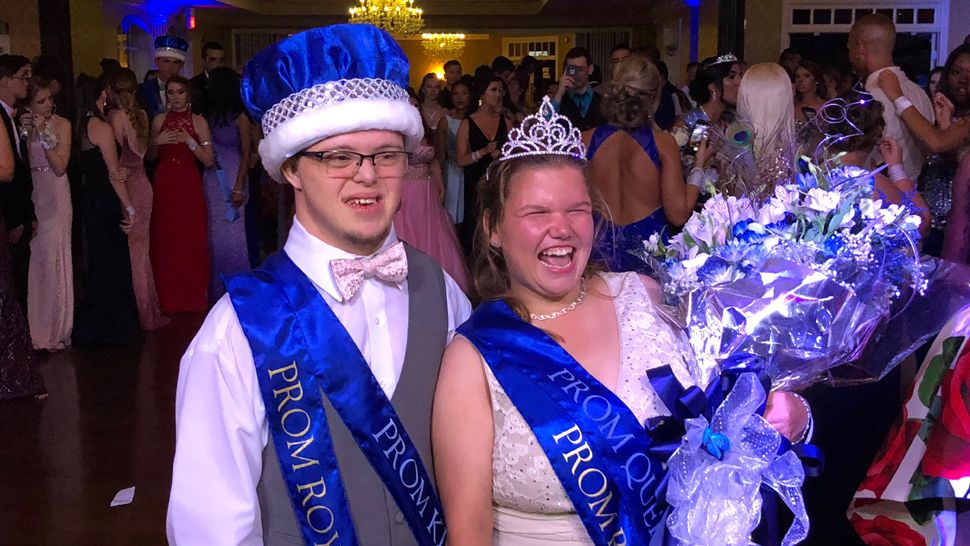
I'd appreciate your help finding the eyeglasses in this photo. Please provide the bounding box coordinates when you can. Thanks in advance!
[296,150,411,178]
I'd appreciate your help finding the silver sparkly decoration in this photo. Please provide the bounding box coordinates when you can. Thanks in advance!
[498,96,586,162]
[260,78,410,137]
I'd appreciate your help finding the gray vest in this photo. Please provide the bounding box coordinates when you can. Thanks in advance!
[256,246,448,545]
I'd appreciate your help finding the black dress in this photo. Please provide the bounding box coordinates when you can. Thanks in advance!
[0,213,45,400]
[72,120,140,345]
[458,114,509,255]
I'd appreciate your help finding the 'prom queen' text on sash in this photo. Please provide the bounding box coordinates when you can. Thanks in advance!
[458,300,670,546]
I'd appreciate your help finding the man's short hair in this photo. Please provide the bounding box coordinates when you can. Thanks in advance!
[779,48,800,64]
[491,56,514,75]
[687,61,701,70]
[851,13,896,54]
[201,41,224,59]
[0,54,30,80]
[443,59,461,71]
[629,45,660,64]
[610,43,630,55]
[565,47,592,66]
[100,58,121,73]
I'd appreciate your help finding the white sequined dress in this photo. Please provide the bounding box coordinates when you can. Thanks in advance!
[481,271,697,544]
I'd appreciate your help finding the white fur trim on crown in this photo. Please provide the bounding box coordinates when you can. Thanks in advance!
[259,97,423,183]
[155,47,186,62]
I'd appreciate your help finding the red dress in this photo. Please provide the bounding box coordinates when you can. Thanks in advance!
[151,110,210,312]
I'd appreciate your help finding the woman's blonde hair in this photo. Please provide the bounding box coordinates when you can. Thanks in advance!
[737,62,794,156]
[105,68,148,142]
[473,155,604,316]
[602,56,662,129]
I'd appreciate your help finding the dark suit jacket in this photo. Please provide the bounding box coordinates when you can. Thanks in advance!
[558,90,606,132]
[139,78,165,119]
[189,72,209,117]
[0,106,34,233]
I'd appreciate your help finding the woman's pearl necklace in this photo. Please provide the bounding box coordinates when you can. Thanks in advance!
[530,278,588,322]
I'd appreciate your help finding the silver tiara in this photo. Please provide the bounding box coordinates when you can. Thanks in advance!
[498,97,586,162]
[705,53,738,67]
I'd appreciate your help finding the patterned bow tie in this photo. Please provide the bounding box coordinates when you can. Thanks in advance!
[330,242,408,301]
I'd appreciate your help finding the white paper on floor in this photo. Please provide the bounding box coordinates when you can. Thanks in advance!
[110,486,136,507]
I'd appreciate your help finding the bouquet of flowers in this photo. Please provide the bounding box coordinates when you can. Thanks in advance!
[650,161,931,545]
[645,161,926,391]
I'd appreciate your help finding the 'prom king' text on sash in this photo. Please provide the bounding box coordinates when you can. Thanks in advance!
[226,252,446,546]
[458,300,670,546]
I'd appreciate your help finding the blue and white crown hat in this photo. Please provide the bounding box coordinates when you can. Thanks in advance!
[154,35,189,62]
[498,96,587,162]
[241,24,423,183]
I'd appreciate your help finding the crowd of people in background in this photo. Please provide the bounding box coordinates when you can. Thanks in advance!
[1,17,970,402]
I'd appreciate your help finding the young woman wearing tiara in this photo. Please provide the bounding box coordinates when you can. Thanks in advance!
[432,98,812,545]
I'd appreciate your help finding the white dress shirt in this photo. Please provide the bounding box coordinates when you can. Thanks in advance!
[1,98,21,158]
[864,66,935,180]
[166,218,471,545]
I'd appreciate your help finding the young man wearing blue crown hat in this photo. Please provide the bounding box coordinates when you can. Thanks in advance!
[166,25,471,546]
[140,35,188,118]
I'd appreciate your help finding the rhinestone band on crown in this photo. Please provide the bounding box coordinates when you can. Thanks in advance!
[498,96,587,162]
[260,78,410,137]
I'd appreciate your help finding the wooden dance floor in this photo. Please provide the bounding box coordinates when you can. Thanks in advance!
[0,314,205,545]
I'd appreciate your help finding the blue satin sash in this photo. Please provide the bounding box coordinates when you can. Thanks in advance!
[458,299,671,546]
[226,252,446,546]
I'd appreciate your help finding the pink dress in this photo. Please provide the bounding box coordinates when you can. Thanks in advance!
[27,134,73,350]
[119,121,167,329]
[394,144,470,292]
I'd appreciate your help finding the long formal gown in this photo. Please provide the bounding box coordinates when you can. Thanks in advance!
[72,125,140,345]
[26,135,73,350]
[586,125,671,275]
[119,123,167,330]
[0,216,45,400]
[483,272,694,544]
[444,115,465,224]
[393,143,470,292]
[202,119,249,303]
[459,114,508,255]
[151,110,210,312]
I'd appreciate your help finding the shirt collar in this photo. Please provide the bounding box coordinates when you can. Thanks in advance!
[283,216,402,303]
[0,99,13,118]
[569,87,592,99]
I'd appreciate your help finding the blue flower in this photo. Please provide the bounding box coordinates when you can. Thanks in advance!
[824,235,846,257]
[715,240,748,263]
[796,172,818,191]
[697,256,745,286]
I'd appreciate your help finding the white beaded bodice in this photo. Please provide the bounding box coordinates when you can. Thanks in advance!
[484,271,697,515]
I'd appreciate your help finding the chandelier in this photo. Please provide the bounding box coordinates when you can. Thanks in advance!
[421,33,466,59]
[348,0,425,37]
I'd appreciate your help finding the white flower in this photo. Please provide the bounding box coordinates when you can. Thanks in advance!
[681,252,711,272]
[874,203,906,231]
[858,198,882,220]
[758,197,788,224]
[643,233,662,254]
[806,188,841,213]
[902,214,922,232]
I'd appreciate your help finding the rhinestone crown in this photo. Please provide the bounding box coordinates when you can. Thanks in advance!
[498,96,587,162]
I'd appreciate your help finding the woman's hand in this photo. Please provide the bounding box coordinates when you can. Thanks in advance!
[934,92,955,129]
[876,70,904,101]
[156,130,179,145]
[694,137,714,170]
[120,206,134,234]
[879,137,904,166]
[764,391,810,443]
[231,184,246,208]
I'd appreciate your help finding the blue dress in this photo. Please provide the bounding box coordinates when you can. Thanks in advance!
[587,125,669,275]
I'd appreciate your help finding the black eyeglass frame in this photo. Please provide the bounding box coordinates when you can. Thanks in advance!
[294,149,412,170]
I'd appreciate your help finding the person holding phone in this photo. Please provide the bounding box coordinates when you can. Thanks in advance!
[552,47,606,131]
